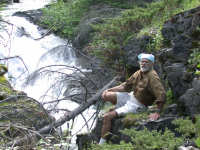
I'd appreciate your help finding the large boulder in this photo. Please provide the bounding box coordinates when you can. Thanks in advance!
[13,9,43,24]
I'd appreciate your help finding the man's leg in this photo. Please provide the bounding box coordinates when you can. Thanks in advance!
[99,91,118,144]
[99,110,117,144]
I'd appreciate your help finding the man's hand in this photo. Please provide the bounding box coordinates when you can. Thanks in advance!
[148,112,160,121]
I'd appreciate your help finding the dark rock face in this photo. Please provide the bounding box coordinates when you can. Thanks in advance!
[163,62,192,98]
[178,78,200,115]
[159,6,200,104]
[123,36,153,74]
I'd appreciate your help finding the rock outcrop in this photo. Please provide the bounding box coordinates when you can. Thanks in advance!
[0,68,54,145]
[159,6,200,114]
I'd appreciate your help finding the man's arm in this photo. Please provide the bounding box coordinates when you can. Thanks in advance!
[150,73,166,110]
[149,72,166,120]
[106,82,126,92]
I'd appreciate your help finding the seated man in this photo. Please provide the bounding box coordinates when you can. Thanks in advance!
[99,53,166,144]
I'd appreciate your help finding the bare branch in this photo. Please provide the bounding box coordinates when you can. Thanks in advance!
[11,76,118,146]
[0,56,29,74]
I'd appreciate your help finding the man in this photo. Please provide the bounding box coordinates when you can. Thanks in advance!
[99,53,166,145]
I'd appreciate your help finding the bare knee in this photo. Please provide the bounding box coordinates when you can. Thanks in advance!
[101,91,117,104]
[102,92,110,101]
[103,111,117,121]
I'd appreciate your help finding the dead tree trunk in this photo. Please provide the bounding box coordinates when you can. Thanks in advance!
[12,76,118,146]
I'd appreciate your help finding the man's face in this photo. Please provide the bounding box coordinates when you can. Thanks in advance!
[139,58,153,72]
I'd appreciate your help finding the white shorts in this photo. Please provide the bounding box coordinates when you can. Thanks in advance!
[115,92,146,116]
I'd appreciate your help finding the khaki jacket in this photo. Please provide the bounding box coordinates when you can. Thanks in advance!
[123,69,166,110]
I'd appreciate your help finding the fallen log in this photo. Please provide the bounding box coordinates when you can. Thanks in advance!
[11,76,118,146]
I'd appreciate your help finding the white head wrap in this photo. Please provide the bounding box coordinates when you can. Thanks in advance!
[138,53,155,63]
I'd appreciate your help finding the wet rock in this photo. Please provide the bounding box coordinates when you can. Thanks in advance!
[13,9,43,24]
[13,0,20,3]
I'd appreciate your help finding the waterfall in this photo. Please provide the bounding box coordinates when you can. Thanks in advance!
[0,1,96,149]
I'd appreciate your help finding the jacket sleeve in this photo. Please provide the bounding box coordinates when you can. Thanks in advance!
[149,72,166,111]
[123,71,138,92]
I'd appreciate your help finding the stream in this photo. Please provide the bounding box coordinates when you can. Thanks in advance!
[0,0,96,149]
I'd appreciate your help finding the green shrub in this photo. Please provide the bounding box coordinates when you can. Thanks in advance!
[89,127,183,150]
[166,88,174,105]
[89,141,133,150]
[122,128,183,150]
[188,48,200,76]
[89,116,200,150]
[172,117,196,138]
[172,116,200,139]
[41,0,92,39]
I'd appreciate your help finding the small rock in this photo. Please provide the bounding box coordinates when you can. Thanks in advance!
[178,146,200,150]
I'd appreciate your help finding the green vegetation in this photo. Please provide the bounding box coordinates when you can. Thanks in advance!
[41,0,200,72]
[89,128,183,150]
[88,116,200,150]
[172,116,200,148]
[41,0,148,39]
[41,0,92,39]
[173,116,200,138]
[166,88,174,105]
[122,112,148,127]
[88,0,200,70]
[188,48,200,76]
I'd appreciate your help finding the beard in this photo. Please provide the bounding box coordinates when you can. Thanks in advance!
[140,65,152,72]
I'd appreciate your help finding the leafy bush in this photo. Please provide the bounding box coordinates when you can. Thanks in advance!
[172,117,196,138]
[122,128,183,150]
[166,88,174,105]
[172,116,200,148]
[188,48,200,76]
[172,116,200,140]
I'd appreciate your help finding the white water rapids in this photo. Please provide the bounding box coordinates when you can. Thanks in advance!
[0,0,97,149]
